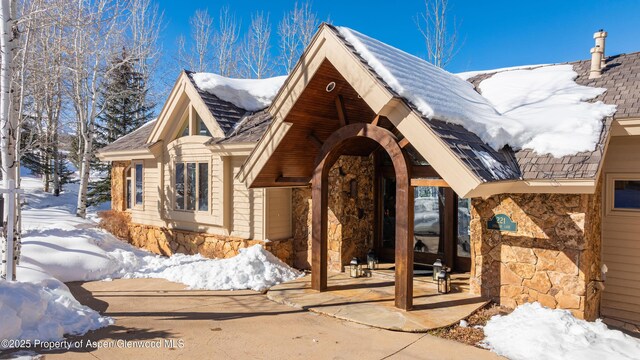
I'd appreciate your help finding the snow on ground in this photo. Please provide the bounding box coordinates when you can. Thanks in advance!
[191,73,287,111]
[19,176,302,289]
[2,176,302,348]
[482,302,640,360]
[337,26,617,157]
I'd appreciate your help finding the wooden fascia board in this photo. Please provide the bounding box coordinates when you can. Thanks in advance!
[611,117,640,136]
[466,179,596,198]
[97,149,154,161]
[236,120,293,185]
[380,100,483,197]
[148,73,188,143]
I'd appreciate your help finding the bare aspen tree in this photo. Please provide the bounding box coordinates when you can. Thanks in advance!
[186,9,213,73]
[240,12,273,79]
[415,0,461,68]
[0,0,17,280]
[213,6,239,77]
[67,0,131,218]
[128,0,164,107]
[278,2,319,73]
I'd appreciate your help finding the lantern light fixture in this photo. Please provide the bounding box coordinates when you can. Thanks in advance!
[437,268,451,294]
[432,259,443,281]
[350,257,361,278]
[367,250,378,270]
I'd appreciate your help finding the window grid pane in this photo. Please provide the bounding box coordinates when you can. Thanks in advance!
[614,180,640,210]
[135,164,143,205]
[186,163,196,210]
[175,163,185,210]
[198,163,209,211]
[126,179,132,209]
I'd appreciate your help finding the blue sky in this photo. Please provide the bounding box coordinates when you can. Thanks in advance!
[155,0,640,74]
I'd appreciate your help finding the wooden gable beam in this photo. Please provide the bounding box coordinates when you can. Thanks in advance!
[335,95,348,127]
[307,131,324,149]
[411,178,450,188]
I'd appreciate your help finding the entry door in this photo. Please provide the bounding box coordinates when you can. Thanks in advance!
[377,177,471,272]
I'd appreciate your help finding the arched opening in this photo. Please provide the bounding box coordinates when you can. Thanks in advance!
[311,123,415,310]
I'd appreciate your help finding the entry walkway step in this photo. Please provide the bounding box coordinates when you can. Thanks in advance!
[268,272,487,332]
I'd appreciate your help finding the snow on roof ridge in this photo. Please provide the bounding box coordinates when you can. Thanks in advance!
[456,64,551,81]
[336,26,617,158]
[191,73,287,112]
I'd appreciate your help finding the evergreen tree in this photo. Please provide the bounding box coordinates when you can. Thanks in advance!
[88,48,154,206]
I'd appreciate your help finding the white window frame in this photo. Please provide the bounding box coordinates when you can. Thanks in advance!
[605,173,640,217]
[132,160,144,210]
[124,165,132,210]
[173,159,210,213]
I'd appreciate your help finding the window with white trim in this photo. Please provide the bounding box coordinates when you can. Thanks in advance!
[125,166,132,209]
[135,163,143,206]
[613,179,640,210]
[175,161,209,211]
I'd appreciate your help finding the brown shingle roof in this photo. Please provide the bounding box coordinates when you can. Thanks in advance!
[98,119,157,153]
[466,52,640,180]
[331,24,639,181]
[210,110,273,145]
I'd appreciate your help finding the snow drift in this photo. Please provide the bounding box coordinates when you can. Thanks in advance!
[337,27,616,157]
[482,302,640,360]
[128,245,302,292]
[191,73,287,112]
[0,279,112,349]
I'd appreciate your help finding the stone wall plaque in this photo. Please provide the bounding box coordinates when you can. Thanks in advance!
[487,214,517,232]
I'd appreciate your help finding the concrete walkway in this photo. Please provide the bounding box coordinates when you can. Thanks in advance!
[16,278,503,359]
[268,273,488,332]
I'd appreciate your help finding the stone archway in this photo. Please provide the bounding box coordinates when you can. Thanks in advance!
[311,123,415,310]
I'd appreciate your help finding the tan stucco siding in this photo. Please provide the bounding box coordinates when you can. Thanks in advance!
[266,188,292,240]
[602,136,640,325]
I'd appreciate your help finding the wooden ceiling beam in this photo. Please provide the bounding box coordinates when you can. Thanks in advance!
[307,131,324,149]
[335,95,348,127]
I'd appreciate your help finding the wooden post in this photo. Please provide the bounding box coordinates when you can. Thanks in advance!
[311,166,328,291]
[395,161,414,310]
[312,123,413,309]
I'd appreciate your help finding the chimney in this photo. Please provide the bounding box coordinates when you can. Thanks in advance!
[594,29,607,68]
[590,29,607,79]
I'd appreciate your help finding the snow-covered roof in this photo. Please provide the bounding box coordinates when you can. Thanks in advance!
[191,73,287,112]
[337,26,617,158]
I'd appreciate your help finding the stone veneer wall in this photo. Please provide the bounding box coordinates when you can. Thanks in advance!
[292,155,375,272]
[470,179,603,319]
[126,223,293,265]
[111,161,130,212]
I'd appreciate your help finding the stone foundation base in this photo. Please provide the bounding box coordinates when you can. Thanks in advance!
[126,222,293,265]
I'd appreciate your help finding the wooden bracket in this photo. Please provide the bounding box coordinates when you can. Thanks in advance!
[335,95,348,127]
